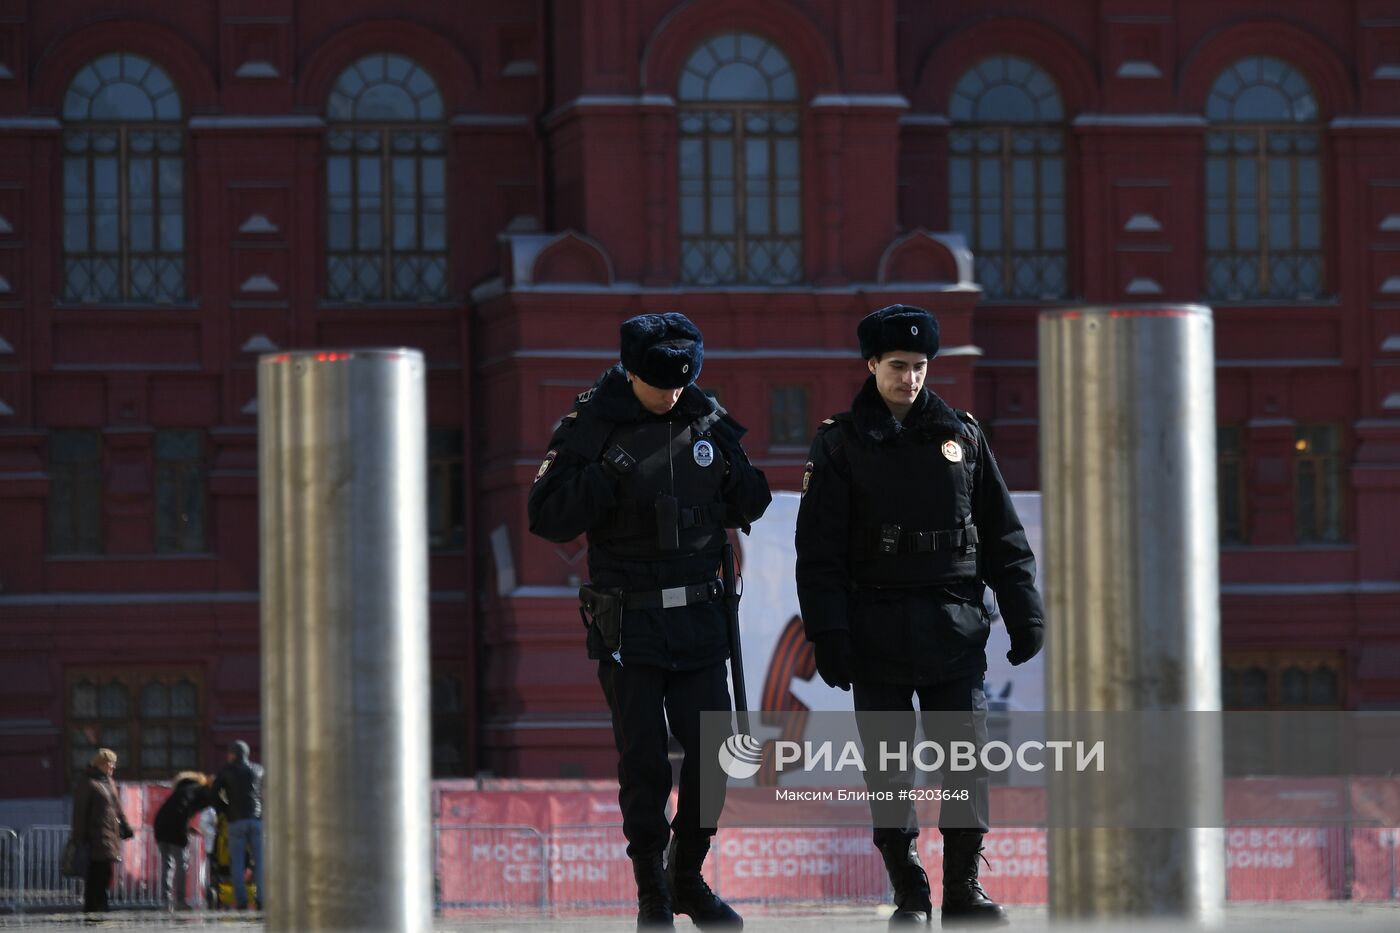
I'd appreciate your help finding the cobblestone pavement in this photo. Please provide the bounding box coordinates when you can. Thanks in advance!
[0,901,1397,932]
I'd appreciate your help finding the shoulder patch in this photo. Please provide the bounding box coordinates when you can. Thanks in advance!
[534,450,558,483]
[576,387,596,404]
[821,418,836,426]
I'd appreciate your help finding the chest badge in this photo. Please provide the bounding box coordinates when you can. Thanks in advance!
[693,439,715,467]
[942,439,964,463]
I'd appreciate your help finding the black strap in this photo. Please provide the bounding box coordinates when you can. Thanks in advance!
[679,502,726,529]
[623,578,725,610]
[859,524,979,556]
[904,525,979,553]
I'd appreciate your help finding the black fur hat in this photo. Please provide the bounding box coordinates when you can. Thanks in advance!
[619,312,704,388]
[857,304,940,359]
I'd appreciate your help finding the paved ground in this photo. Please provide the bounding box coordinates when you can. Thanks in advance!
[0,902,1398,932]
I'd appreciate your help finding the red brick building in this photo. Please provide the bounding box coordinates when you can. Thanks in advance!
[1,1,1397,797]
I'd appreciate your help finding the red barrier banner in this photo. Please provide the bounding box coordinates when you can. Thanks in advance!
[712,826,885,902]
[119,778,1400,909]
[434,789,626,909]
[436,823,547,908]
[1225,826,1345,900]
[547,824,633,912]
[436,788,621,827]
[1349,828,1400,901]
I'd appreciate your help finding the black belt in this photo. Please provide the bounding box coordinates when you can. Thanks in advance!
[861,524,979,556]
[903,525,978,553]
[623,578,724,610]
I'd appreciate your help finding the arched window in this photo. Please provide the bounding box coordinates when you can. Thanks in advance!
[326,54,447,302]
[62,53,184,303]
[1204,56,1323,300]
[68,672,201,782]
[948,56,1067,300]
[677,32,801,285]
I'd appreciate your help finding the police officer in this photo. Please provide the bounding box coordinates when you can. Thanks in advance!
[528,312,771,930]
[795,305,1044,927]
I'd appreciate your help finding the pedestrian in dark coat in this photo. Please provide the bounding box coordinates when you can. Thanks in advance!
[153,771,215,909]
[796,305,1045,927]
[529,312,771,929]
[70,747,135,913]
[211,740,263,910]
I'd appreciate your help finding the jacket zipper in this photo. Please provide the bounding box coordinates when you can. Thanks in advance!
[614,422,678,668]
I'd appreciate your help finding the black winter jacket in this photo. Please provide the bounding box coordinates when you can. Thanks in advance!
[212,757,263,822]
[153,776,217,846]
[796,377,1044,685]
[528,365,772,669]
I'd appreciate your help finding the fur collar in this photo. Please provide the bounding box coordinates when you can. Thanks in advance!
[849,376,964,444]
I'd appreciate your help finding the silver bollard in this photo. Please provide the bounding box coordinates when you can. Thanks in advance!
[1039,305,1225,924]
[258,349,432,932]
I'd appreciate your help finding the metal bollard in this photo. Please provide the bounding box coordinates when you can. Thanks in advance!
[1039,305,1226,924]
[259,349,432,932]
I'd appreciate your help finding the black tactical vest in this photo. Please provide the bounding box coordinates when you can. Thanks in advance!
[586,413,730,560]
[837,415,981,587]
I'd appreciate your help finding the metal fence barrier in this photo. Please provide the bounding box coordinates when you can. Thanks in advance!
[0,828,19,912]
[548,823,633,912]
[109,827,210,909]
[19,825,80,910]
[17,825,211,912]
[710,824,891,907]
[6,819,1398,913]
[434,824,547,914]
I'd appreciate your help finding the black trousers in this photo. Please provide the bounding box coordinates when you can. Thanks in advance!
[853,674,991,846]
[598,659,732,858]
[83,859,114,912]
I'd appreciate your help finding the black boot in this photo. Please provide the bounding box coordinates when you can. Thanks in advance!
[876,836,932,925]
[666,834,743,928]
[940,831,1008,927]
[632,852,674,929]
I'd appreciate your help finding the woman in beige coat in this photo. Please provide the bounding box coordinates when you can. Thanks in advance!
[70,748,134,912]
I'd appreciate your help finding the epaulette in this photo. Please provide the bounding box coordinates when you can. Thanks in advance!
[957,410,979,428]
[815,413,850,455]
[575,387,596,404]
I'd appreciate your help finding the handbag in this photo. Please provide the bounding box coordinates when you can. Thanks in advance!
[60,838,89,878]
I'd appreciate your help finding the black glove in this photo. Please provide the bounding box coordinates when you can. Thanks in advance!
[813,631,854,691]
[1007,623,1045,666]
